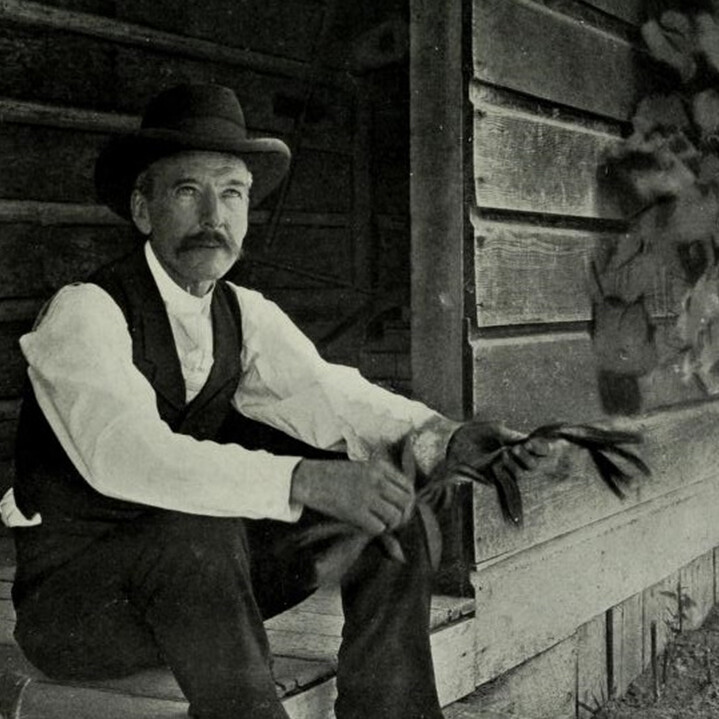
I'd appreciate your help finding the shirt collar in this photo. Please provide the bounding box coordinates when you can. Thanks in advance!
[144,242,214,315]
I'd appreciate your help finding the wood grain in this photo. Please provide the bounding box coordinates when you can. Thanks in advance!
[471,331,602,432]
[472,103,622,219]
[473,221,613,326]
[473,400,719,563]
[680,552,715,631]
[610,594,643,698]
[576,614,608,717]
[473,0,642,121]
[472,638,576,719]
[471,470,719,685]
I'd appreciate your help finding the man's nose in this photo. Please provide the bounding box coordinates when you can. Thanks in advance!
[199,190,221,228]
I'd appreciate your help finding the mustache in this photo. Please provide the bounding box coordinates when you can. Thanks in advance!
[178,230,230,253]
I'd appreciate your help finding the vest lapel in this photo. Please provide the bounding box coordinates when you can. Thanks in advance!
[123,252,187,413]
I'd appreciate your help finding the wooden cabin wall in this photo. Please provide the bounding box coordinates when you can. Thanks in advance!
[469,0,651,431]
[0,0,414,497]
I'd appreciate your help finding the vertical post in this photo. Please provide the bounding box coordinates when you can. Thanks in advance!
[409,0,467,419]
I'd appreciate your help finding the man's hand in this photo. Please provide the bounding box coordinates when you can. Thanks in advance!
[290,457,415,536]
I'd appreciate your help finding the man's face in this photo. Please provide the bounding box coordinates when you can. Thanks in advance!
[131,151,252,296]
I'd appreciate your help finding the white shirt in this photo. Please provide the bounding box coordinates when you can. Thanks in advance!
[4,243,446,526]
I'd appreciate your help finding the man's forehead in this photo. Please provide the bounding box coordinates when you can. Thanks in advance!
[149,151,252,182]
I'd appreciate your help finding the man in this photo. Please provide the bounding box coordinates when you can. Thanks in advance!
[3,84,543,719]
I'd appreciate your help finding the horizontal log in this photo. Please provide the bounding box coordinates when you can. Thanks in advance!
[0,45,352,153]
[0,0,341,85]
[116,0,325,65]
[0,124,352,211]
[471,457,719,684]
[472,102,622,219]
[0,200,350,228]
[473,0,642,122]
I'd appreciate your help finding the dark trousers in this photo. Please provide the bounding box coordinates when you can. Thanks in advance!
[12,507,444,719]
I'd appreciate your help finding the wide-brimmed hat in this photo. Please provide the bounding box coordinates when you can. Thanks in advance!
[95,83,291,219]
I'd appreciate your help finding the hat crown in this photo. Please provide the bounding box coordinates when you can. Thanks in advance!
[141,84,247,134]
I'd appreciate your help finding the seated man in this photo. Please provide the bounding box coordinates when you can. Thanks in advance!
[2,84,543,719]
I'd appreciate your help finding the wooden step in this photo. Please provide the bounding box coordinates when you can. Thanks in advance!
[0,564,476,719]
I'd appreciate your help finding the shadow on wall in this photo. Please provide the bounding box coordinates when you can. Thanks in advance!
[595,1,719,414]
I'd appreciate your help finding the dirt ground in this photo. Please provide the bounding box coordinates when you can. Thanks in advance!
[596,605,719,718]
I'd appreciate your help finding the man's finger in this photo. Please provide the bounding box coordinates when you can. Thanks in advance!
[525,437,551,457]
[507,444,537,471]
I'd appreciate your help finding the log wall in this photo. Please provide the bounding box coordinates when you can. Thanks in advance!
[0,0,415,495]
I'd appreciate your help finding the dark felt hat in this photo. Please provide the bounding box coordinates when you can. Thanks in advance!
[95,84,291,219]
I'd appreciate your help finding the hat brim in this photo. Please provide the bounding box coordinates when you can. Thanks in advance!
[95,129,291,220]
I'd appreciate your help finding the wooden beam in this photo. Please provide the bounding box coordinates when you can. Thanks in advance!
[409,0,467,418]
[0,0,343,86]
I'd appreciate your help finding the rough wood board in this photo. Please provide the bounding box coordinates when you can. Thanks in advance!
[680,552,715,631]
[473,401,719,564]
[471,331,602,433]
[576,614,608,718]
[0,124,350,212]
[642,573,680,673]
[473,0,641,121]
[471,475,719,684]
[610,593,643,698]
[582,0,643,25]
[473,221,616,326]
[473,103,621,218]
[472,639,576,719]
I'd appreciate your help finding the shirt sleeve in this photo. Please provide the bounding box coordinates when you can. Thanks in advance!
[20,284,303,521]
[231,285,449,462]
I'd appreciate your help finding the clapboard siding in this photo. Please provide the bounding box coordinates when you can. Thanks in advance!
[472,102,621,219]
[473,0,642,122]
[471,331,602,431]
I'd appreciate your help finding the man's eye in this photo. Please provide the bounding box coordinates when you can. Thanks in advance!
[176,186,198,197]
[223,188,246,200]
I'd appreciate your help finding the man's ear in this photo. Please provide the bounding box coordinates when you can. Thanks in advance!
[130,190,152,235]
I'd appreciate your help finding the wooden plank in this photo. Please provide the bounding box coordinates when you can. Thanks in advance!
[0,0,341,85]
[0,123,350,211]
[471,331,602,433]
[283,678,336,719]
[116,0,325,63]
[409,0,467,418]
[472,102,622,219]
[473,0,641,121]
[474,221,615,326]
[680,552,715,631]
[583,0,643,25]
[434,618,476,708]
[472,639,576,719]
[473,220,678,326]
[576,614,608,718]
[642,573,680,671]
[609,593,643,698]
[0,224,134,298]
[473,401,719,563]
[471,471,719,685]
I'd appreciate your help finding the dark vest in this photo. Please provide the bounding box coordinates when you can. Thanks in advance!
[12,248,243,580]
